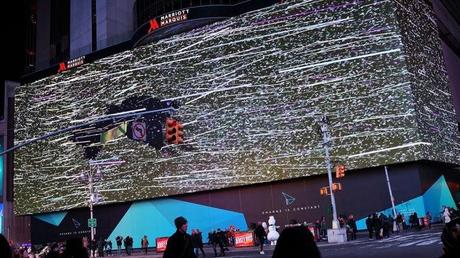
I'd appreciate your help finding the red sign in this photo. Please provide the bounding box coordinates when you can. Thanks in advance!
[234,232,254,248]
[156,237,168,252]
[148,19,159,33]
[57,62,67,73]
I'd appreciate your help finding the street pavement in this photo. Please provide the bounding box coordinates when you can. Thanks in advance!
[111,226,444,258]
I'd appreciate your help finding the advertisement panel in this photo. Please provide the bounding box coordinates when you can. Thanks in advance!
[156,237,169,252]
[234,232,254,248]
[14,0,459,215]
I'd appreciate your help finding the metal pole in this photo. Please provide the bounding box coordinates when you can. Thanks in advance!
[0,107,176,156]
[384,166,397,217]
[384,166,398,232]
[319,115,339,229]
[89,168,95,248]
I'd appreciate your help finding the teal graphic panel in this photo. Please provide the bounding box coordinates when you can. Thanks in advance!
[35,211,68,226]
[356,175,456,230]
[108,198,247,248]
[423,175,457,221]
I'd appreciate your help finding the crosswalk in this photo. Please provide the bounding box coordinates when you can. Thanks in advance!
[353,231,442,248]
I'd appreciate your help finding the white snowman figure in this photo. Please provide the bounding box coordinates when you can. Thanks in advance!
[267,215,280,245]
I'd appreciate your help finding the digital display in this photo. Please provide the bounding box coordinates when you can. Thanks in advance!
[14,0,460,215]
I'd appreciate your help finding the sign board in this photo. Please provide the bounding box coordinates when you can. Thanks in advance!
[234,232,254,247]
[88,218,97,228]
[156,237,169,252]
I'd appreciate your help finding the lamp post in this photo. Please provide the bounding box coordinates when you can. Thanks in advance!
[317,114,339,229]
[79,164,103,257]
[316,114,347,243]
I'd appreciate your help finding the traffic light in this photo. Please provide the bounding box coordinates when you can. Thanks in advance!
[335,164,346,178]
[175,122,184,144]
[332,183,342,191]
[165,118,184,145]
[320,187,329,196]
[165,118,177,144]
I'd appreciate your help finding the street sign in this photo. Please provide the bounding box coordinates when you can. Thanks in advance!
[88,218,97,228]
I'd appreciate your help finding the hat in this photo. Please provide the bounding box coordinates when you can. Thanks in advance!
[174,216,187,229]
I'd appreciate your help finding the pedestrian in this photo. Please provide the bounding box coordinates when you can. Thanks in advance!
[272,226,321,258]
[105,239,112,256]
[320,216,327,240]
[439,217,460,258]
[115,236,123,256]
[194,229,205,257]
[254,222,267,255]
[347,214,357,240]
[141,235,149,255]
[216,229,226,256]
[443,207,451,224]
[396,213,403,233]
[208,231,218,257]
[365,214,373,239]
[163,216,197,258]
[124,236,133,256]
[97,237,105,257]
[426,211,432,229]
[62,238,89,258]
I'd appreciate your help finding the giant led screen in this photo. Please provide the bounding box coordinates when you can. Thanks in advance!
[14,0,460,214]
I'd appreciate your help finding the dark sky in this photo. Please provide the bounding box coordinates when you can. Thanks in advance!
[3,1,26,82]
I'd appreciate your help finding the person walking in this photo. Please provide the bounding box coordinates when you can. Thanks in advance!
[254,222,267,255]
[347,214,357,240]
[426,211,432,229]
[163,216,197,258]
[141,235,149,255]
[115,236,123,256]
[365,214,373,239]
[105,239,112,256]
[192,229,205,257]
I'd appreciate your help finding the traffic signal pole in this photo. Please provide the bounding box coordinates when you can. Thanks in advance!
[318,114,339,230]
[0,107,176,156]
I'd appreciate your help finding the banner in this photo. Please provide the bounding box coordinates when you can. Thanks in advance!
[234,232,254,248]
[101,122,127,143]
[156,237,169,252]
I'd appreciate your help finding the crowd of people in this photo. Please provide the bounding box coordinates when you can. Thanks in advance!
[2,206,459,258]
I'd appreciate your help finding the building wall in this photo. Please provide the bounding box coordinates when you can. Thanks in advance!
[35,0,51,70]
[96,0,136,50]
[70,0,92,59]
[30,161,458,246]
[14,0,460,215]
[394,0,460,164]
[432,0,460,122]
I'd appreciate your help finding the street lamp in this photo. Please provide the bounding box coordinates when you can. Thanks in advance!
[78,156,125,249]
[79,164,103,251]
[316,114,347,243]
[317,114,339,229]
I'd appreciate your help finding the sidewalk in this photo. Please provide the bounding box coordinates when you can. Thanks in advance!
[107,225,443,258]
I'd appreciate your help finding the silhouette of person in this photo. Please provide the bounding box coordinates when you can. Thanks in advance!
[163,216,197,258]
[272,226,321,258]
[439,217,460,258]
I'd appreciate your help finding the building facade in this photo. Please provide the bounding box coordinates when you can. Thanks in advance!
[1,0,460,245]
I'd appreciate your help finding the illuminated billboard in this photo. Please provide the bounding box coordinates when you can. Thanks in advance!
[14,0,460,215]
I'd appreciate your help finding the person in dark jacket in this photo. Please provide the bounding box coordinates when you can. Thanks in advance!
[163,216,197,258]
[439,217,460,258]
[347,214,357,240]
[254,222,267,255]
[365,214,373,239]
[272,226,321,258]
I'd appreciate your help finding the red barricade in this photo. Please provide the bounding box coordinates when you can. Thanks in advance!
[156,237,169,252]
[234,231,255,247]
